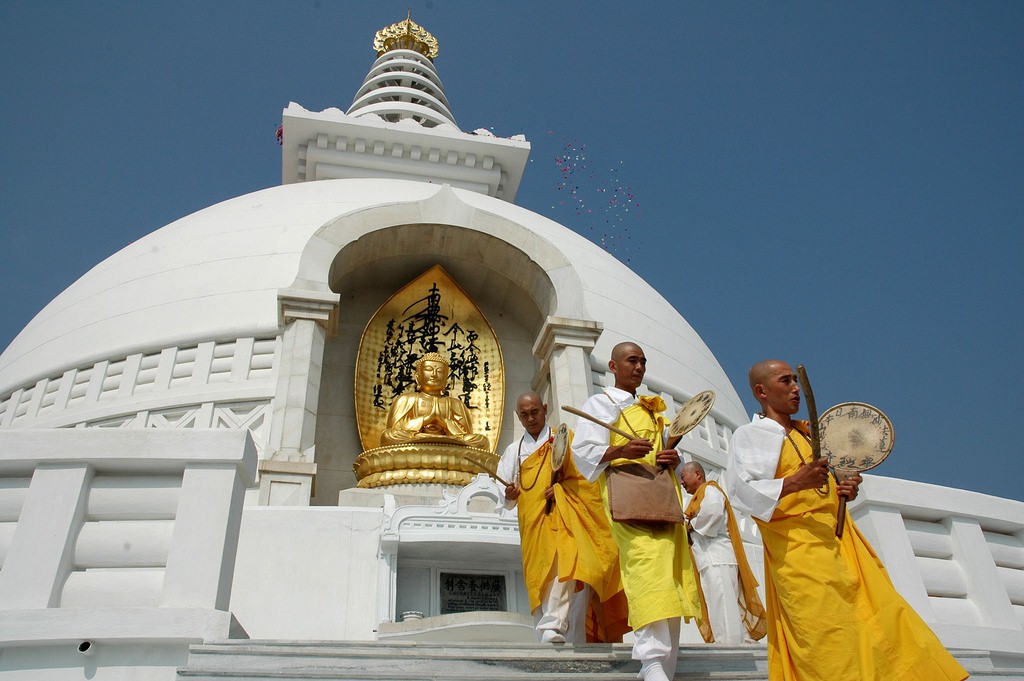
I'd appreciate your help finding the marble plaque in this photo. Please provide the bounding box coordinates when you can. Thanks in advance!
[439,572,506,614]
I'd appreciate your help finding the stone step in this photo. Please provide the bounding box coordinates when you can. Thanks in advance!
[176,640,1024,681]
[178,641,763,680]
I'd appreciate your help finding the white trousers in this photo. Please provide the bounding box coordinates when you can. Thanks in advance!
[533,559,584,642]
[700,563,746,645]
[632,617,681,679]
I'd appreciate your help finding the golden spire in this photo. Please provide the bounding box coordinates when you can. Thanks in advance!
[372,11,439,60]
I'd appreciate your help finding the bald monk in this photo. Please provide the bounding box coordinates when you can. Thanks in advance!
[724,359,968,681]
[381,352,488,448]
[572,342,701,681]
[681,460,767,645]
[497,392,629,644]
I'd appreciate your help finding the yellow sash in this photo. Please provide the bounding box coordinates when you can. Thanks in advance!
[685,480,768,642]
[600,397,701,629]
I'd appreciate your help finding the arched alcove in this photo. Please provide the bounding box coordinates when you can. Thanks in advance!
[311,221,569,504]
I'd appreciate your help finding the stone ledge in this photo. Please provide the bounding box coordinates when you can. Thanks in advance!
[378,610,534,642]
[0,429,257,479]
[0,608,246,646]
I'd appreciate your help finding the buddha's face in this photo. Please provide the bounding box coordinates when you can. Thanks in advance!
[417,359,449,393]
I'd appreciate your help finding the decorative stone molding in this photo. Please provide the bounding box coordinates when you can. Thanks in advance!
[0,339,277,431]
[375,474,521,625]
[532,316,603,426]
[265,288,341,479]
[0,428,255,613]
[278,288,340,335]
[257,459,318,507]
[380,474,517,550]
[532,317,603,362]
[845,476,1024,656]
[280,104,530,201]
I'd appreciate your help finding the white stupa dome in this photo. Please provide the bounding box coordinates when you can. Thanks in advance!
[0,178,746,430]
[0,12,746,503]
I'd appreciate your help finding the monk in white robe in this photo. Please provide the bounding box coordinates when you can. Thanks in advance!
[681,461,767,645]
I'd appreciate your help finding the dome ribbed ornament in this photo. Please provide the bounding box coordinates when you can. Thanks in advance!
[372,12,439,60]
[349,13,455,127]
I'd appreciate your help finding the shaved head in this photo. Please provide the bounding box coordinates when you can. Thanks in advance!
[681,461,705,477]
[748,359,788,396]
[611,341,642,362]
[679,459,707,493]
[514,391,548,438]
[609,342,647,394]
[516,391,543,410]
[748,359,801,425]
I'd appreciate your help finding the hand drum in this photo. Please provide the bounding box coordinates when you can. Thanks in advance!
[819,402,894,473]
[669,390,716,439]
[551,422,570,472]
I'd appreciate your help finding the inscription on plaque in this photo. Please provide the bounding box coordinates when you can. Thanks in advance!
[439,572,506,614]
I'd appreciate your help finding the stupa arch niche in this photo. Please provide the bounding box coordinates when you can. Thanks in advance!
[303,197,602,506]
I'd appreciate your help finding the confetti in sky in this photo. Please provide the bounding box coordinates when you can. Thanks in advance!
[547,131,643,263]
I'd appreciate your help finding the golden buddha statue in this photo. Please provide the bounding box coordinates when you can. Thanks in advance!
[380,352,489,448]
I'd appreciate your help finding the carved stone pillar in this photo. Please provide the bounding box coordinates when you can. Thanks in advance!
[259,288,339,506]
[532,317,603,422]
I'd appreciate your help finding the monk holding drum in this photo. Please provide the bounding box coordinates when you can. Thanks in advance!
[725,359,967,681]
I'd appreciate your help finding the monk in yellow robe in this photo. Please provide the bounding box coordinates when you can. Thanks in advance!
[573,342,702,681]
[498,392,629,644]
[725,359,968,681]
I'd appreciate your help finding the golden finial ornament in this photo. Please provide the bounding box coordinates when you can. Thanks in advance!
[372,11,439,60]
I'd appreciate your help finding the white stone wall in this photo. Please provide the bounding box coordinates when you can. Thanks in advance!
[229,505,384,640]
[850,474,1024,657]
[229,477,527,641]
[0,429,256,681]
[0,426,1021,675]
[227,469,1024,661]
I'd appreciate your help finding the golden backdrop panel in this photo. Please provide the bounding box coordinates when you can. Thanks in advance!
[354,264,504,453]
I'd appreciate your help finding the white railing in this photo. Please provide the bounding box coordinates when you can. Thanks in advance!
[0,429,256,652]
[849,474,1024,657]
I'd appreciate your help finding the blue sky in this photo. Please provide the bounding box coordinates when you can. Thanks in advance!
[2,2,1021,501]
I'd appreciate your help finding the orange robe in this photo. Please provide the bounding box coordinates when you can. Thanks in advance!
[516,435,630,642]
[744,420,968,681]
